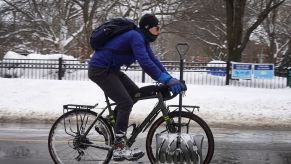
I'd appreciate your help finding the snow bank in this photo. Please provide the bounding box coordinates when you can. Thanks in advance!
[3,51,26,59]
[4,51,76,60]
[206,60,226,67]
[0,78,290,129]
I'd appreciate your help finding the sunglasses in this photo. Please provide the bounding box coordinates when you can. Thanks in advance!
[155,26,161,31]
[152,26,160,31]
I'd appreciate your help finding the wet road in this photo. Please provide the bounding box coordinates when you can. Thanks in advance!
[0,123,291,164]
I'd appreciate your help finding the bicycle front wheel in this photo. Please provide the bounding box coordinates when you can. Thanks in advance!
[48,110,114,164]
[146,111,214,164]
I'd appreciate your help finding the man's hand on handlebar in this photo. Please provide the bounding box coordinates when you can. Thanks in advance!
[166,78,186,94]
[157,72,187,94]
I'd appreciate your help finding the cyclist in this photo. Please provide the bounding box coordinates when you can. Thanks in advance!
[88,13,186,161]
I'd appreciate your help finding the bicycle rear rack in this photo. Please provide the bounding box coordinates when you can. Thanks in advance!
[167,105,200,114]
[63,104,97,114]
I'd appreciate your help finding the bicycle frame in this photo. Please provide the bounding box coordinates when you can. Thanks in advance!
[126,93,170,147]
[74,91,171,150]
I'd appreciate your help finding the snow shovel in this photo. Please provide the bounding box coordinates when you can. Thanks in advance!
[156,43,203,164]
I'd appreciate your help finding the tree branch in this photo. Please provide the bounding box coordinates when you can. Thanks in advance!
[241,0,286,51]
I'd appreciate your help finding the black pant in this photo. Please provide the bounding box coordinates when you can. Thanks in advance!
[88,66,139,134]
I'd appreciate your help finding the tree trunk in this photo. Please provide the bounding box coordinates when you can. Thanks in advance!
[225,0,246,62]
[266,6,278,63]
[282,38,291,67]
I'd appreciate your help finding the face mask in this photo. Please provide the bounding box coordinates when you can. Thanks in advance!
[141,29,158,42]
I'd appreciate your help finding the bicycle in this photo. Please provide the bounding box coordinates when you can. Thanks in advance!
[48,43,214,164]
[48,83,214,164]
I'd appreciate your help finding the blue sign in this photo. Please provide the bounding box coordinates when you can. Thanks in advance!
[253,64,274,79]
[232,63,252,79]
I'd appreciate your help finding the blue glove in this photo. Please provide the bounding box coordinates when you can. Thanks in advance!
[166,78,186,94]
[157,72,172,84]
[158,72,186,94]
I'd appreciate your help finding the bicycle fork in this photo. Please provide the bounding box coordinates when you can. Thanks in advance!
[160,102,179,133]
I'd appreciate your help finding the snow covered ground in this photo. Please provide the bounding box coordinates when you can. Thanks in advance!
[0,78,290,129]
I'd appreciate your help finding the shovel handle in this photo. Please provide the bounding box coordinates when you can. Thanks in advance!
[176,43,189,60]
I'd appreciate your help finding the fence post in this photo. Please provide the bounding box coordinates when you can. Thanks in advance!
[142,70,145,83]
[225,60,231,85]
[58,57,63,80]
[287,68,291,87]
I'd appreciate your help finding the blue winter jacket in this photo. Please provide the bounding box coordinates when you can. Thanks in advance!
[89,29,167,80]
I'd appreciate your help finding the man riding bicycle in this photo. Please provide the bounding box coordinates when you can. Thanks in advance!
[88,14,186,161]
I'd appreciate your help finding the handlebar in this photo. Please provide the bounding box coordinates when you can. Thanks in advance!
[134,80,187,101]
[163,80,187,100]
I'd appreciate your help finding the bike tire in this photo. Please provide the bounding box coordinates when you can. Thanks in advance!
[48,110,114,164]
[146,111,214,164]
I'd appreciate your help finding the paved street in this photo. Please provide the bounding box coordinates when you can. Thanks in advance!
[0,123,291,164]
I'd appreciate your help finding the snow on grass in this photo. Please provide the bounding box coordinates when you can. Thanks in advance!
[0,78,290,129]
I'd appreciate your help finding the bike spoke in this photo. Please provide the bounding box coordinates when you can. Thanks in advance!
[146,111,214,164]
[48,110,113,164]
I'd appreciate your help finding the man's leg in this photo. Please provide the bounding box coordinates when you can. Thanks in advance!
[117,71,139,98]
[88,67,133,134]
[88,67,144,161]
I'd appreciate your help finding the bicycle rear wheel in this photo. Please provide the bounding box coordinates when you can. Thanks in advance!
[146,111,214,164]
[48,110,114,164]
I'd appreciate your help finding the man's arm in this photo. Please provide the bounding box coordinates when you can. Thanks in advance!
[130,32,162,80]
[146,46,167,73]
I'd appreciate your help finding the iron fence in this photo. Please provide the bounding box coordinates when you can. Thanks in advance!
[0,58,288,89]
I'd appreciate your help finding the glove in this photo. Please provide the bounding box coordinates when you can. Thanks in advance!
[157,72,172,84]
[166,78,186,94]
[157,72,186,94]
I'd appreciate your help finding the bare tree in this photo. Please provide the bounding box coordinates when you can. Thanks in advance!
[225,0,285,62]
[275,1,291,67]
[1,0,84,54]
[1,0,288,63]
[246,0,288,63]
[72,0,122,58]
[181,0,227,60]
